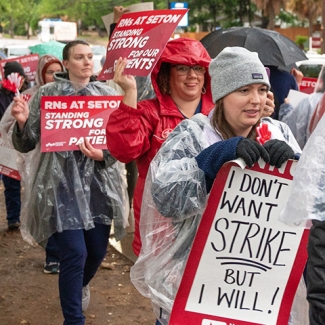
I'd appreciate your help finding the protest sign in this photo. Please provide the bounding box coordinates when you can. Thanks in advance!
[287,89,308,108]
[101,2,154,35]
[40,95,123,152]
[300,77,317,94]
[169,159,309,325]
[0,138,20,180]
[97,9,188,80]
[0,54,39,83]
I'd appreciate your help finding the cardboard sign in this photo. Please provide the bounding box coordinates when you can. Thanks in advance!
[0,54,39,83]
[287,89,308,108]
[97,9,188,80]
[101,2,154,35]
[169,159,309,325]
[40,95,123,152]
[0,139,20,180]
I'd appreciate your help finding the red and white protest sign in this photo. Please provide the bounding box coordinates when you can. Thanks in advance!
[0,54,39,83]
[40,95,123,152]
[97,9,188,80]
[0,139,20,180]
[169,159,309,325]
[300,77,317,94]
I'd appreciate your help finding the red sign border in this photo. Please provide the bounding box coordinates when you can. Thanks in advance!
[169,160,309,325]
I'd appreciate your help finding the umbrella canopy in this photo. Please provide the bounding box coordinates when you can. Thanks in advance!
[29,40,66,61]
[200,27,308,67]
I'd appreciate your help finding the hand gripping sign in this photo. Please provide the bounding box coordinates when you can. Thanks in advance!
[98,9,188,80]
[169,159,309,325]
[40,96,123,152]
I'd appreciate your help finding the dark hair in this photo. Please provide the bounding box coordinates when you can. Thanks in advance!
[4,61,26,79]
[62,40,90,61]
[210,99,259,140]
[157,62,171,95]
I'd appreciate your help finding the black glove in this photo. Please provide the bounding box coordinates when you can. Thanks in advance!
[236,138,270,167]
[263,139,295,168]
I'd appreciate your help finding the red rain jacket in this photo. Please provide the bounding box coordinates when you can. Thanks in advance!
[106,38,214,255]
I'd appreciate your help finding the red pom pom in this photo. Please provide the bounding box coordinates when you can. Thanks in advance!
[2,79,17,93]
[256,123,271,145]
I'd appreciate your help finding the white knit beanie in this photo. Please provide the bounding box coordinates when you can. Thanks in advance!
[209,47,270,103]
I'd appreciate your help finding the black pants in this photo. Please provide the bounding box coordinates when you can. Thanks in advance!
[126,161,138,209]
[2,175,21,225]
[307,219,325,324]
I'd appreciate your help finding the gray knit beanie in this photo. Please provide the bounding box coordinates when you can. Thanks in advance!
[209,47,270,103]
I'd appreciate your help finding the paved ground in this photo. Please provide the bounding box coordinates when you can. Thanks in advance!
[0,180,156,325]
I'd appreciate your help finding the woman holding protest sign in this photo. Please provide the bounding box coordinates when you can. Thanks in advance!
[9,40,128,325]
[106,37,215,257]
[130,47,303,325]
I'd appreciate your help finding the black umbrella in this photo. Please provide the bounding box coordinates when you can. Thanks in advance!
[200,27,308,67]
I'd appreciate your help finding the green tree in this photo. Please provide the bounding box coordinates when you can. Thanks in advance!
[186,0,257,31]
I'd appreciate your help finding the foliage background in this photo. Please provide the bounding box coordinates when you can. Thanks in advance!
[0,0,322,39]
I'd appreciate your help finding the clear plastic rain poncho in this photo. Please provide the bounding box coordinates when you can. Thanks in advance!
[279,65,325,149]
[9,72,129,247]
[0,54,63,149]
[279,109,325,226]
[130,114,303,325]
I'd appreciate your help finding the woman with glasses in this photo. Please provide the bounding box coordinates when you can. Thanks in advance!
[106,38,215,257]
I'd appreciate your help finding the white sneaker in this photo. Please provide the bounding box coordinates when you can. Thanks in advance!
[82,285,90,311]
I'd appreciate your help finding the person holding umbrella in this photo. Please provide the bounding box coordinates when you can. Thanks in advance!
[200,27,307,120]
[130,47,303,325]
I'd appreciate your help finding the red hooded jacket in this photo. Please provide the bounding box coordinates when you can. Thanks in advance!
[106,38,214,255]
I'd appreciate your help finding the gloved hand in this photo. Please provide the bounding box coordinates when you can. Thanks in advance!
[236,138,270,167]
[263,139,294,168]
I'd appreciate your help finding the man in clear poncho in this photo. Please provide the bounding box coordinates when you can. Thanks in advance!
[131,47,306,325]
[279,65,325,149]
[9,40,128,325]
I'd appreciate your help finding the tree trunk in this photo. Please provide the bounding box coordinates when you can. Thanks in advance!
[267,6,275,30]
[10,16,14,38]
[26,22,30,39]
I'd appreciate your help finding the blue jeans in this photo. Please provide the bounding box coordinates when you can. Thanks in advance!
[155,321,162,325]
[53,223,111,325]
[45,234,60,264]
[2,175,21,225]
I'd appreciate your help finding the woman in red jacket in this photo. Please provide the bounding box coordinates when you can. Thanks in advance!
[106,38,215,256]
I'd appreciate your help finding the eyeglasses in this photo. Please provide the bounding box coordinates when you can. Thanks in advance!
[171,65,206,76]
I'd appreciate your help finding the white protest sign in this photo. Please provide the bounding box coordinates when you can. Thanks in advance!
[101,2,154,35]
[170,159,309,325]
[287,89,308,108]
[0,138,20,180]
